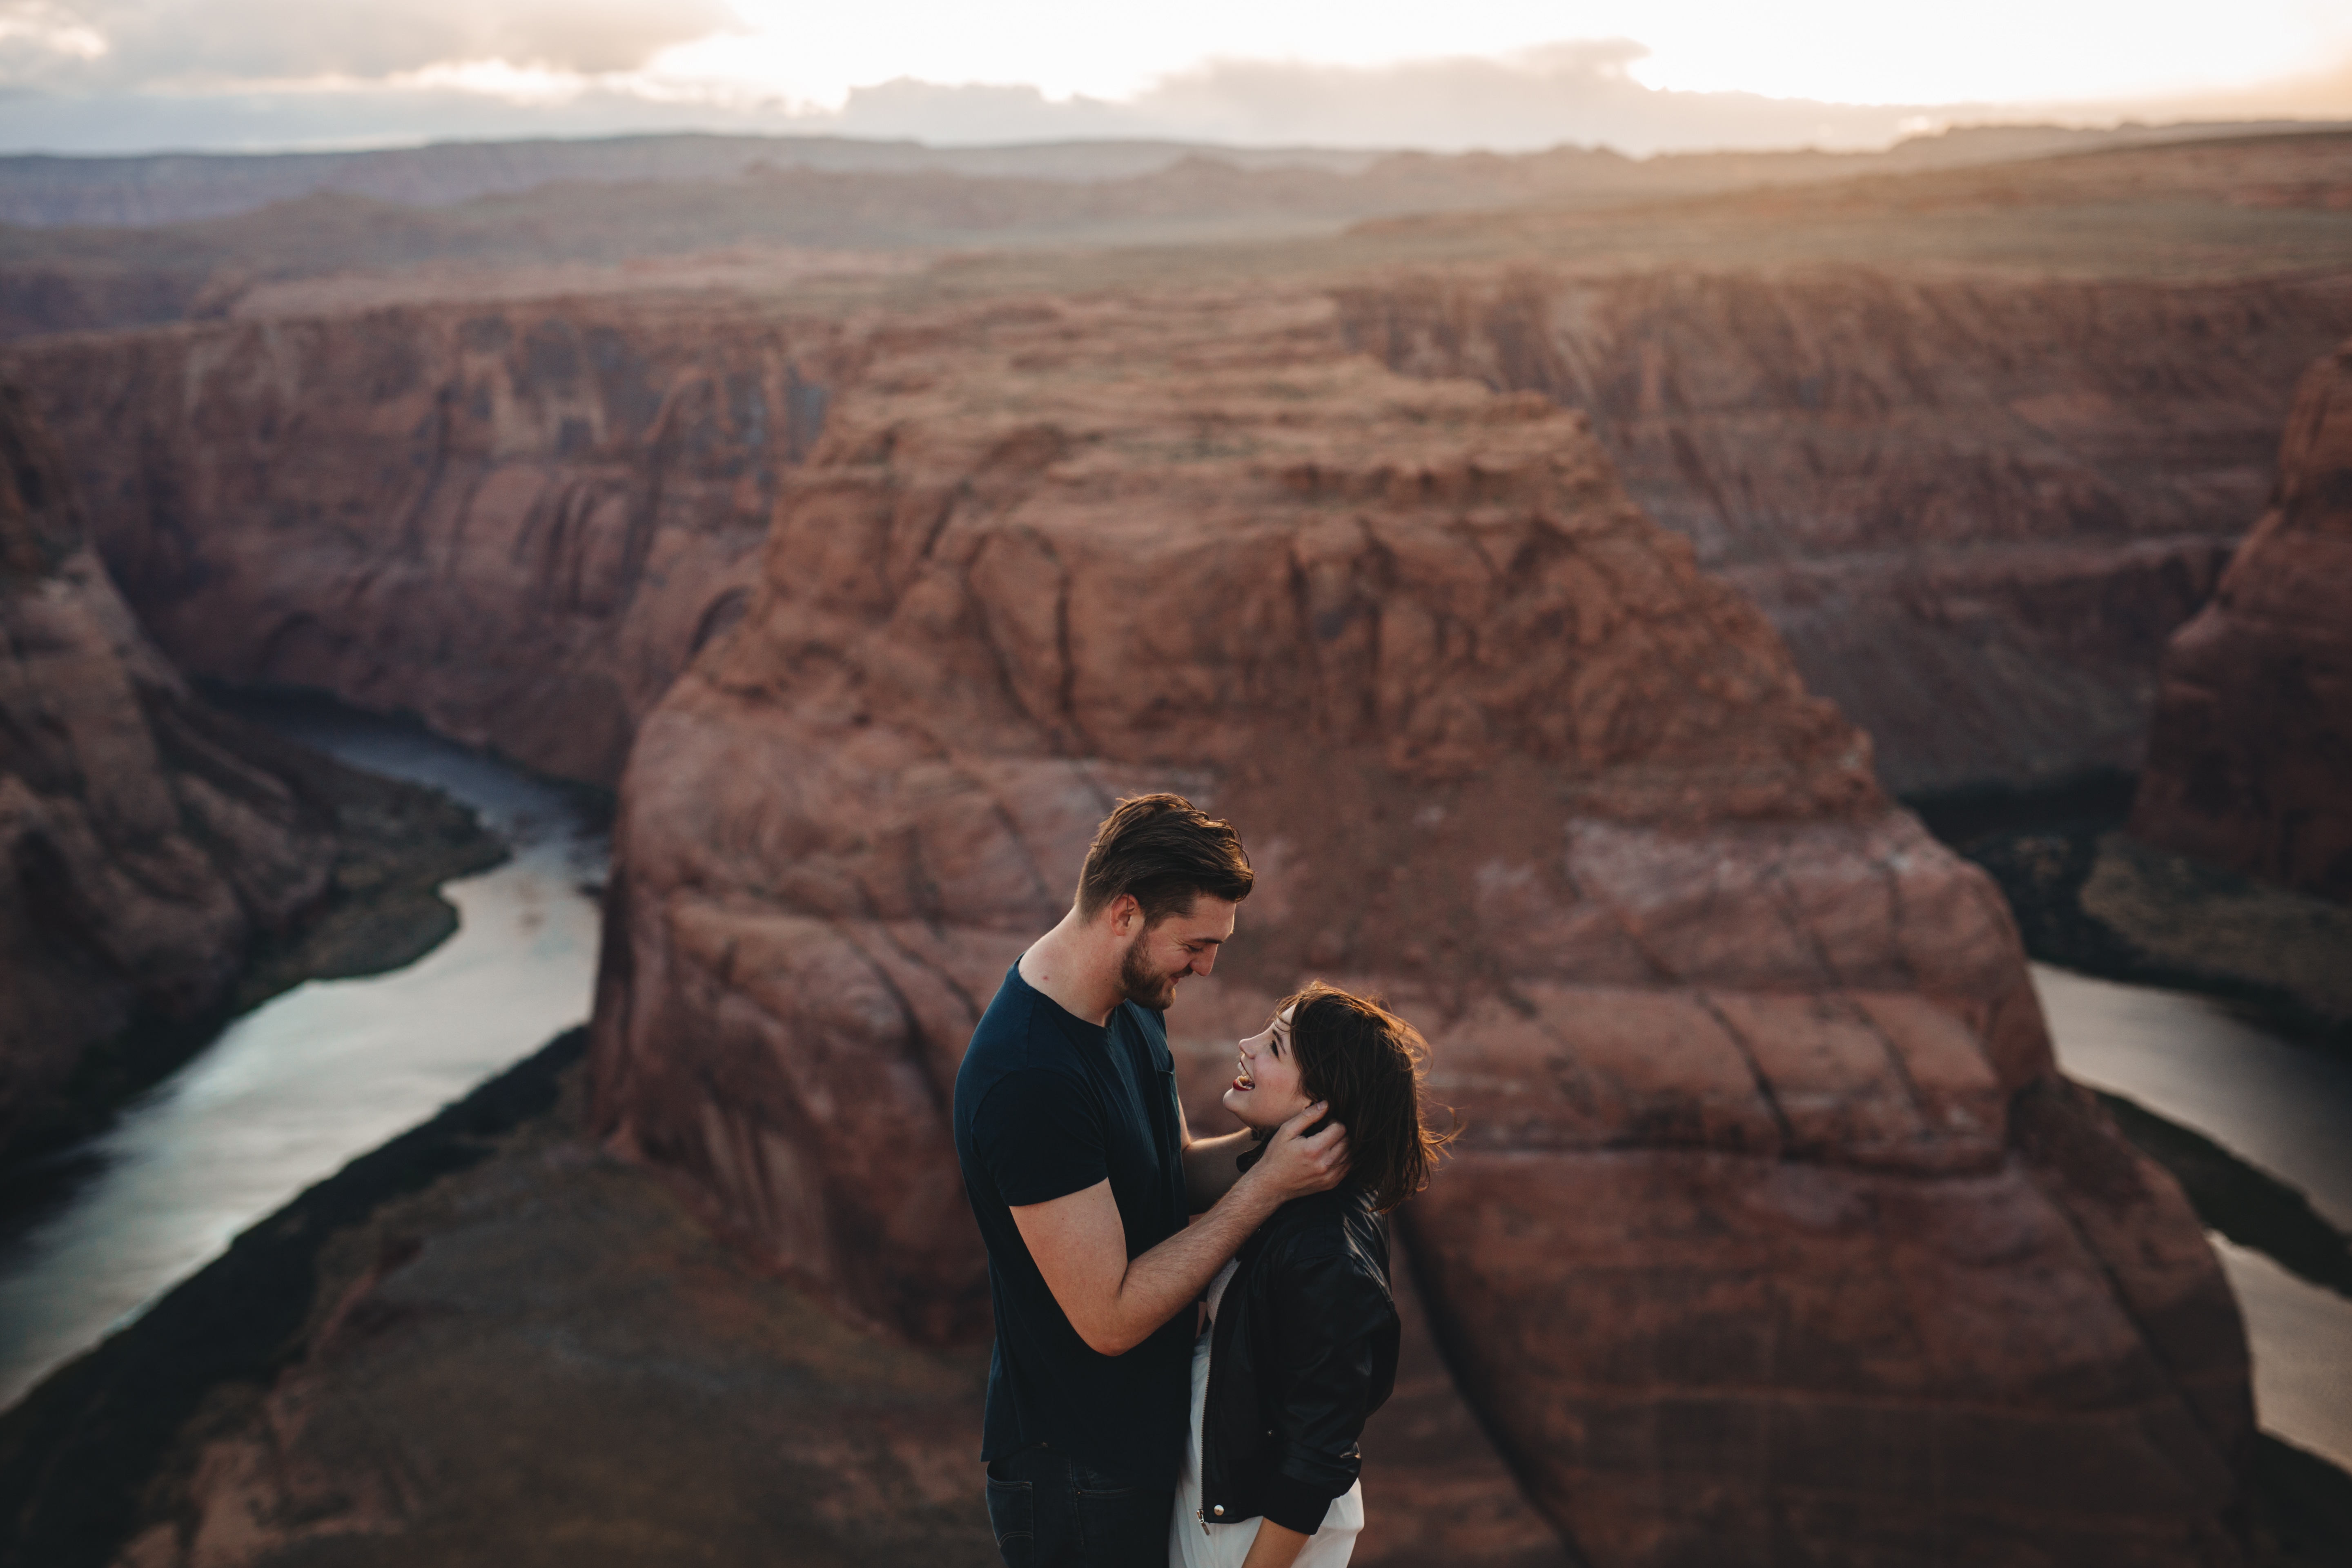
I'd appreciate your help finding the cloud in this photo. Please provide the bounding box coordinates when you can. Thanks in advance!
[826,44,1964,155]
[831,79,1139,144]
[0,4,2342,159]
[0,0,739,88]
[2123,53,2352,124]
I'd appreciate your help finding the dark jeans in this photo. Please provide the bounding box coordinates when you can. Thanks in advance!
[984,1443,1173,1568]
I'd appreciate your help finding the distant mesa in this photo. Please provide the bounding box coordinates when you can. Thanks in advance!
[0,121,2321,231]
[2,122,2346,347]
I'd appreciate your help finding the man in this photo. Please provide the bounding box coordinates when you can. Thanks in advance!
[953,794,1350,1568]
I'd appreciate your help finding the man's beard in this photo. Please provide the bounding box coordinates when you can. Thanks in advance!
[1118,930,1178,1011]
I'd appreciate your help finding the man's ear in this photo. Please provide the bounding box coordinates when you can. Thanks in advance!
[1106,893,1141,937]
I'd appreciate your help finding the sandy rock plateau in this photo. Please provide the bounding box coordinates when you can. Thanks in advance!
[591,289,2252,1565]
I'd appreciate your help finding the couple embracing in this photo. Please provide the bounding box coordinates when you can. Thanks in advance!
[953,794,1450,1568]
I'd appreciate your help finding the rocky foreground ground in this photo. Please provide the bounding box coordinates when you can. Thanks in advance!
[0,1031,1570,1568]
[2,1033,2345,1568]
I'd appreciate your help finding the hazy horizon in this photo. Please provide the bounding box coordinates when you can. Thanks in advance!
[1,2,2348,159]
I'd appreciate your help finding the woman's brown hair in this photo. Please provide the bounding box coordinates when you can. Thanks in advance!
[1279,981,1454,1213]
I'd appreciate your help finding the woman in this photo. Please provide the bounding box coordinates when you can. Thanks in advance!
[1171,982,1451,1568]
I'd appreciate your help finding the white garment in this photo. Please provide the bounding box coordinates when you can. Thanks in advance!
[1168,1264,1364,1568]
[1204,1256,1241,1323]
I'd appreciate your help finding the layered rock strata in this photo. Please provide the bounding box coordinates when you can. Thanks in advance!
[591,290,2253,1563]
[2131,339,2352,902]
[5,300,845,785]
[0,380,337,1160]
[1336,269,2352,795]
[19,270,2350,802]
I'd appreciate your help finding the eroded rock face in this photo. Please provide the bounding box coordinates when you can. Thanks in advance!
[0,381,336,1160]
[591,290,2252,1563]
[5,300,844,785]
[1336,269,2352,795]
[2130,340,2352,902]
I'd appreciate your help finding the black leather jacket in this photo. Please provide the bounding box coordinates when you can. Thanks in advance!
[1196,1180,1399,1537]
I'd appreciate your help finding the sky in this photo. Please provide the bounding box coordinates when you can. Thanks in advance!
[1,0,2349,156]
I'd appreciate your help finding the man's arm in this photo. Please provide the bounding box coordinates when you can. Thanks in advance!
[1178,1096,1256,1213]
[1011,1103,1347,1357]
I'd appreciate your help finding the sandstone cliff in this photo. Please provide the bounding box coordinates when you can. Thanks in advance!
[1335,270,2352,796]
[590,290,2252,1564]
[5,301,845,786]
[18,268,2350,805]
[2131,339,2352,902]
[0,380,338,1160]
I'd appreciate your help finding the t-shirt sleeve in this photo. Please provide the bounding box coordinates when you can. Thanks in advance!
[971,1069,1107,1207]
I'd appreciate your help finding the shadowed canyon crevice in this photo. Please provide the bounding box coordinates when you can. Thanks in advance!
[588,289,2252,1565]
[0,382,339,1162]
[1334,270,2352,795]
[2132,336,2352,904]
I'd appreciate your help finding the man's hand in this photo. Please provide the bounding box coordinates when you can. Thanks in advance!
[1009,1102,1348,1358]
[1245,1101,1349,1202]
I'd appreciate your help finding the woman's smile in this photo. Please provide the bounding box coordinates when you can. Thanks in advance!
[1222,1006,1308,1129]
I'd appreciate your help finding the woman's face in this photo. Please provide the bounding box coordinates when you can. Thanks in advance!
[1222,1005,1313,1131]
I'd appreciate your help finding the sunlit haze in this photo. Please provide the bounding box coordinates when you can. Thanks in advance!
[2,0,2350,156]
[675,1,2348,111]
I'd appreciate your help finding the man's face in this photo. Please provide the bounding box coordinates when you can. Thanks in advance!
[1114,895,1238,1011]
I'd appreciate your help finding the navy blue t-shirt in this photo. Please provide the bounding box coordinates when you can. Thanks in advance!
[952,961,1193,1487]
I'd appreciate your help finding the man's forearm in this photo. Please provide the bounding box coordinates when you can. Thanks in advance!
[1099,1171,1282,1352]
[1181,1128,1256,1212]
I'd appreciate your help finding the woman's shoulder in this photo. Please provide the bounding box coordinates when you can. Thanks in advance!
[1253,1194,1394,1344]
[1262,1189,1389,1273]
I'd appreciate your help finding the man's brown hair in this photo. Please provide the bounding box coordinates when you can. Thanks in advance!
[1280,982,1453,1214]
[1075,793,1254,925]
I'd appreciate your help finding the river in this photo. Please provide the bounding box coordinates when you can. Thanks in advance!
[2034,963,2352,1470]
[0,735,2343,1481]
[0,702,607,1410]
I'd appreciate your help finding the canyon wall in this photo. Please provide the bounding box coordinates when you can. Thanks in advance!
[0,380,338,1160]
[590,290,2252,1564]
[2130,339,2352,901]
[18,268,2349,802]
[4,301,845,786]
[1336,269,2352,796]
